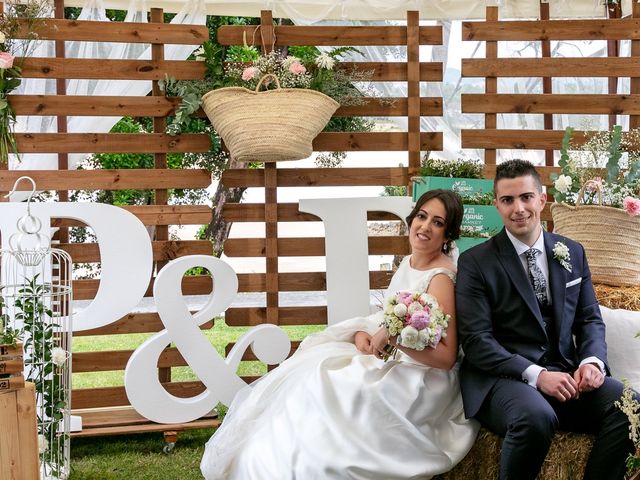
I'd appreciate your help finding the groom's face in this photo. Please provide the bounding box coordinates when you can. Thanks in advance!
[493,174,546,246]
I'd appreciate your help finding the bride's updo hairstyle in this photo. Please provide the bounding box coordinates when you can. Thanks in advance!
[406,189,464,253]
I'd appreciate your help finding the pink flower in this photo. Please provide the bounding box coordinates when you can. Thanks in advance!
[409,310,430,330]
[289,62,306,75]
[0,52,14,69]
[397,292,413,307]
[623,196,640,216]
[242,67,258,81]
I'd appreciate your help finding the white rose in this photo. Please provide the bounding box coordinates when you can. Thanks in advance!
[51,347,68,367]
[407,301,423,315]
[554,174,573,194]
[399,326,420,349]
[393,303,407,318]
[417,329,431,349]
[0,32,5,44]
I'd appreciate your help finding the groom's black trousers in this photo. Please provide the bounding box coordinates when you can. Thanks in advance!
[475,376,634,480]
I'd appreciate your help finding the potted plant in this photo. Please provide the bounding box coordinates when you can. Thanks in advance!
[412,157,502,253]
[161,42,369,163]
[550,125,640,286]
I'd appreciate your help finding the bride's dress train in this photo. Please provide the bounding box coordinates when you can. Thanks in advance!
[201,258,478,479]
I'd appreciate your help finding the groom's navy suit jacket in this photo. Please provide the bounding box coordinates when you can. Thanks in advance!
[456,228,608,419]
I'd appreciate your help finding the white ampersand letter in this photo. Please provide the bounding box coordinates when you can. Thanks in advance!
[124,255,291,424]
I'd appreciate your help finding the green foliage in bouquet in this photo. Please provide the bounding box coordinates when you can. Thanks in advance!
[552,125,640,210]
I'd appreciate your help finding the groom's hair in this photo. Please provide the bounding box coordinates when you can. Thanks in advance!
[494,159,543,194]
[407,189,463,244]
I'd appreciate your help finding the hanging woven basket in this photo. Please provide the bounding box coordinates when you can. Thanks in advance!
[550,180,640,287]
[201,74,340,163]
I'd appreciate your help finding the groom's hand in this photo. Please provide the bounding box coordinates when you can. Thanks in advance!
[537,371,578,402]
[573,363,605,393]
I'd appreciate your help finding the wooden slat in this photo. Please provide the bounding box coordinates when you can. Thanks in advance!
[20,58,205,80]
[463,58,640,78]
[0,169,211,190]
[16,18,209,44]
[73,347,192,372]
[217,25,442,46]
[71,417,220,437]
[222,202,404,222]
[462,129,591,150]
[334,97,442,117]
[74,312,212,336]
[9,95,182,116]
[53,205,211,228]
[222,166,407,188]
[224,236,409,257]
[225,306,328,326]
[482,164,560,186]
[312,132,441,152]
[59,240,212,263]
[462,93,640,115]
[462,18,640,41]
[13,133,210,154]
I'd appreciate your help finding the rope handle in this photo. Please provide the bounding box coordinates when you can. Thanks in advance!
[255,74,281,92]
[575,179,603,208]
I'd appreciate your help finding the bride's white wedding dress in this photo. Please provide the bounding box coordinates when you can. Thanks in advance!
[201,256,478,479]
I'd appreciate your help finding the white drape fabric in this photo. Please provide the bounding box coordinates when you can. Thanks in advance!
[56,0,618,21]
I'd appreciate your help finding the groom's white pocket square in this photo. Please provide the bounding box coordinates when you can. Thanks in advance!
[565,277,582,288]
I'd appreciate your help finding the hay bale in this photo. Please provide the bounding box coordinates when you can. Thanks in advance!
[595,283,640,311]
[433,428,593,480]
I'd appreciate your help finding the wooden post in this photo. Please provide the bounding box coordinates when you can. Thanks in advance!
[607,1,621,129]
[151,7,171,385]
[539,1,554,167]
[484,6,498,167]
[407,10,420,193]
[260,11,280,330]
[631,3,640,130]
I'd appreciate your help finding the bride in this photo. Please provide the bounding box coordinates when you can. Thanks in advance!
[201,189,479,479]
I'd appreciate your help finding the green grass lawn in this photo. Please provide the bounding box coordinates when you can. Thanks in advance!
[69,319,323,479]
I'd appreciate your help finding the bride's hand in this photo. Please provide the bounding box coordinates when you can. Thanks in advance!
[370,328,391,358]
[355,331,373,354]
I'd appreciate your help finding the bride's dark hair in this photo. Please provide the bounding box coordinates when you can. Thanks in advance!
[406,189,464,253]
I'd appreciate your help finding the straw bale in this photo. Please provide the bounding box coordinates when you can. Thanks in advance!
[433,428,593,480]
[595,284,640,311]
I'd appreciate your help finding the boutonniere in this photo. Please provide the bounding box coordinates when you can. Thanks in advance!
[552,241,572,272]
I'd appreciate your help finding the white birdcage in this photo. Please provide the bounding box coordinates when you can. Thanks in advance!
[0,177,72,480]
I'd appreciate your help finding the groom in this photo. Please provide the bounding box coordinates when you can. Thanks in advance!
[456,159,633,480]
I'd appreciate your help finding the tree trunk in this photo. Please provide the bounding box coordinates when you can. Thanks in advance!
[204,158,248,257]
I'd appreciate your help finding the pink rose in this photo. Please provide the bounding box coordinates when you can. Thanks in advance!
[242,67,258,81]
[409,310,430,330]
[0,52,14,69]
[289,62,306,75]
[623,196,640,216]
[397,292,413,307]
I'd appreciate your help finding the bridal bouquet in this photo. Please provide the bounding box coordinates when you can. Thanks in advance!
[381,290,450,360]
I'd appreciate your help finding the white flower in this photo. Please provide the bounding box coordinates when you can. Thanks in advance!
[0,32,5,44]
[38,434,47,454]
[554,174,573,194]
[51,347,68,367]
[552,241,572,272]
[407,301,423,315]
[419,292,437,308]
[399,326,420,349]
[315,53,335,70]
[393,303,407,318]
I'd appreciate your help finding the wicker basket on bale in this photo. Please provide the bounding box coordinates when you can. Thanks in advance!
[201,74,339,163]
[551,180,640,287]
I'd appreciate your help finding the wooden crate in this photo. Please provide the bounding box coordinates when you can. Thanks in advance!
[0,382,39,480]
[0,343,25,393]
